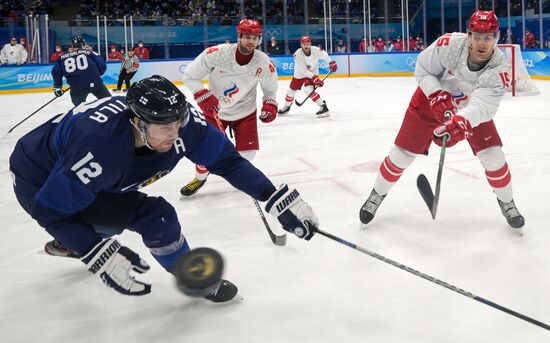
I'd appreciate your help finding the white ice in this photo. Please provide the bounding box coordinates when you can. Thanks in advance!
[1,77,549,342]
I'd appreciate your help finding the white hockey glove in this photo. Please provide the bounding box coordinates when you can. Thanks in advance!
[265,184,319,240]
[81,238,151,296]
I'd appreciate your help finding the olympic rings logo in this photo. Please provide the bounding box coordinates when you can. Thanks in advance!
[265,28,282,38]
[406,56,417,70]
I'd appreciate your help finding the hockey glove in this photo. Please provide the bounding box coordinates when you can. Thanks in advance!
[265,184,319,240]
[311,75,324,88]
[194,89,220,120]
[53,86,63,97]
[81,238,151,296]
[259,99,278,123]
[329,61,338,72]
[427,90,456,123]
[433,115,473,148]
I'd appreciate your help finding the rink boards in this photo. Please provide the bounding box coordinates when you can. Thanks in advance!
[0,50,549,94]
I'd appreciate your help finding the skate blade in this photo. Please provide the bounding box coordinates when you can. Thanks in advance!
[358,222,369,230]
[205,293,244,305]
[316,113,330,118]
[512,227,524,236]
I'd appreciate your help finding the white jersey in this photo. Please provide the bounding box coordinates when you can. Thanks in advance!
[0,43,28,65]
[415,32,509,128]
[182,43,278,121]
[292,46,331,79]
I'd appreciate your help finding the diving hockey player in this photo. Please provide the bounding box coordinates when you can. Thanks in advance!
[10,75,319,301]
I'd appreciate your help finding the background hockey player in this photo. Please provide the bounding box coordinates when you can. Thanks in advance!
[51,35,110,106]
[179,19,278,197]
[359,10,525,231]
[278,36,337,118]
[9,75,319,301]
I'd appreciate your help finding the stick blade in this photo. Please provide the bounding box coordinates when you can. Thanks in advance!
[273,233,287,246]
[417,174,436,219]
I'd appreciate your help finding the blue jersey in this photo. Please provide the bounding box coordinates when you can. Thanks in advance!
[10,96,274,252]
[52,49,106,88]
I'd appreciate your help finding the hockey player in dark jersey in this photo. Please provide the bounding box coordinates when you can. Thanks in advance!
[9,75,319,301]
[51,35,111,107]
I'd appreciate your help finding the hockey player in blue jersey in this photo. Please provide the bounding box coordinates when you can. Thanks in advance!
[9,75,319,301]
[51,35,111,107]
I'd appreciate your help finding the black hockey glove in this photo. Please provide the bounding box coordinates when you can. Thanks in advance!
[265,184,319,240]
[81,238,151,296]
[53,86,63,97]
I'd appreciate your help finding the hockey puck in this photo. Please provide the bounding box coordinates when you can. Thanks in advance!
[175,247,224,297]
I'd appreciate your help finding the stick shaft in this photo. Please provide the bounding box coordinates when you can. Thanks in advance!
[315,228,550,331]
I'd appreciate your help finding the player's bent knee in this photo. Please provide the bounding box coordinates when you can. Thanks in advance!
[132,196,182,248]
[389,145,417,169]
[239,150,256,161]
[477,146,506,171]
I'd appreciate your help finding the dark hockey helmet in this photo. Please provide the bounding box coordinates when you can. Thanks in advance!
[71,35,86,48]
[126,75,188,124]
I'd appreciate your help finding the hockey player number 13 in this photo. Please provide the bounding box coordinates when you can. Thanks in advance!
[71,152,102,185]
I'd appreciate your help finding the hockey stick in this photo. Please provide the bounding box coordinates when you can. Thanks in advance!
[417,135,448,219]
[417,111,453,219]
[314,226,550,331]
[4,87,71,137]
[294,72,333,107]
[253,199,286,246]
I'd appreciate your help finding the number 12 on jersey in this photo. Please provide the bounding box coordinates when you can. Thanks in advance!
[71,152,102,184]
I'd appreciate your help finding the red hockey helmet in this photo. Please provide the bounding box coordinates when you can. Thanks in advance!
[300,36,311,44]
[236,19,262,36]
[468,10,499,34]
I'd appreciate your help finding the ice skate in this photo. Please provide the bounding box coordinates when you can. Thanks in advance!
[359,189,386,225]
[278,105,291,115]
[497,198,525,234]
[316,101,330,118]
[44,240,80,258]
[180,177,207,197]
[204,279,239,303]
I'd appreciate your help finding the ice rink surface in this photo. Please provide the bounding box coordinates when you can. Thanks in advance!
[1,77,549,342]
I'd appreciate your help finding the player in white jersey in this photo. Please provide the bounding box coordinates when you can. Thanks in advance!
[278,36,338,118]
[180,19,279,196]
[359,10,525,231]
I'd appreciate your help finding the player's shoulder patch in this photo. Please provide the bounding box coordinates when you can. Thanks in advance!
[203,44,229,64]
[434,32,468,69]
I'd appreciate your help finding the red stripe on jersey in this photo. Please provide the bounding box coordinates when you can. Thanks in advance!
[379,156,404,182]
[485,163,511,188]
